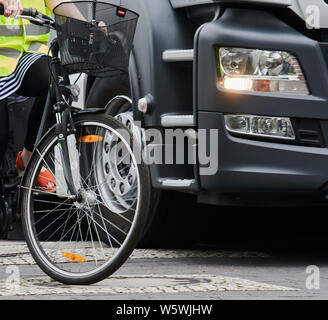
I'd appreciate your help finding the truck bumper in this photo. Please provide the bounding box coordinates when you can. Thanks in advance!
[198,111,328,193]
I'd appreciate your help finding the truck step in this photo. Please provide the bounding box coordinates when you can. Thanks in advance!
[161,114,195,127]
[162,49,194,62]
[160,178,195,188]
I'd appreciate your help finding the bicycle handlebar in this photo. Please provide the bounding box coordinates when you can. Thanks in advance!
[22,7,39,17]
[0,4,38,17]
[0,4,54,27]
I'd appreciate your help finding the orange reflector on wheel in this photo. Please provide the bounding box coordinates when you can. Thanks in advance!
[78,135,104,143]
[63,252,86,263]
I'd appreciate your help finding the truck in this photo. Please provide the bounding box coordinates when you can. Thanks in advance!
[4,0,328,246]
[82,0,328,247]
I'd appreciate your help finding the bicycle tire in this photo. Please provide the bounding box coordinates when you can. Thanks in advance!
[20,113,150,285]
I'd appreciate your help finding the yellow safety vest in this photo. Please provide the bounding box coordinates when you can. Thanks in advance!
[0,0,51,77]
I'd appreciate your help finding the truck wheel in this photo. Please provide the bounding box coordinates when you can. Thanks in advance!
[86,75,196,248]
[103,95,162,248]
[104,95,196,248]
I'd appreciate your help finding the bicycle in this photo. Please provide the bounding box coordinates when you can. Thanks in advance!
[0,1,150,285]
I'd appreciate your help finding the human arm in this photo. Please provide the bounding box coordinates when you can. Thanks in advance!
[45,0,85,20]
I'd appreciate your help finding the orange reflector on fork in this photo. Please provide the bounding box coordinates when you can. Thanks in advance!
[78,135,104,143]
[63,252,86,263]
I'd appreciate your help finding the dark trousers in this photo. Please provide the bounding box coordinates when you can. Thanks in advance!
[0,56,49,163]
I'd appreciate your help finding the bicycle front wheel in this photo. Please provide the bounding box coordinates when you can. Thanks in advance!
[20,113,150,285]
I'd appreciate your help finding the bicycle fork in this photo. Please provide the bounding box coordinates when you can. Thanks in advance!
[50,41,81,201]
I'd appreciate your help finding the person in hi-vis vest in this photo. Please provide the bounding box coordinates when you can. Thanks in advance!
[0,0,75,192]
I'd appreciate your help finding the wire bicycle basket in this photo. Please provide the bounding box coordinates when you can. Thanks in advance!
[53,1,139,77]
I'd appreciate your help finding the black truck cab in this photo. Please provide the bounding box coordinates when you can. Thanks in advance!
[82,0,328,246]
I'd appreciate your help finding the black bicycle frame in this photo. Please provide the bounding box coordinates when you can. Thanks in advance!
[34,38,80,200]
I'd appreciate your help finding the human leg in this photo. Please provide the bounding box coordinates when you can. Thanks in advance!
[0,99,9,164]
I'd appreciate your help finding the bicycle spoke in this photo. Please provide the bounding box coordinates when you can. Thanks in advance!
[81,207,122,247]
[33,197,73,225]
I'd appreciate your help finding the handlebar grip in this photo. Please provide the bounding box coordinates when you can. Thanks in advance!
[22,8,38,17]
[0,4,4,15]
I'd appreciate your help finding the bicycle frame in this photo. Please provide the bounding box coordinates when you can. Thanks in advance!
[32,38,84,201]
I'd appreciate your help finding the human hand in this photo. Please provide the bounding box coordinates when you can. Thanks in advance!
[0,0,23,17]
[98,21,107,34]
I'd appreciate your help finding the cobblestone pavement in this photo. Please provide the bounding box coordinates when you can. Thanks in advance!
[0,240,327,299]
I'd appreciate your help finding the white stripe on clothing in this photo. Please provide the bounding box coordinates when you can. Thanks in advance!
[0,53,45,101]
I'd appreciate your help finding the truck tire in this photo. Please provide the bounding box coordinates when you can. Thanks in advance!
[86,75,196,248]
[104,95,162,248]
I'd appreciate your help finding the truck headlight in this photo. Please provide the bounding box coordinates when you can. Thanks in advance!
[217,47,309,95]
